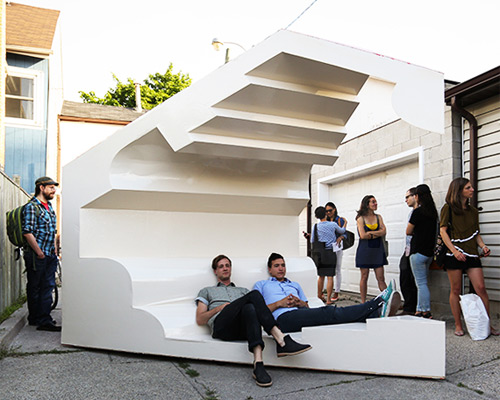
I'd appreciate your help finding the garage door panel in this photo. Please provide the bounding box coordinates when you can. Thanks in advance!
[327,161,419,296]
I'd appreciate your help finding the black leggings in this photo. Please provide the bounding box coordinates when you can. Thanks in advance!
[212,290,277,352]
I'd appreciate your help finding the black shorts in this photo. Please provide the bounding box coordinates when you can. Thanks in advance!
[444,255,481,271]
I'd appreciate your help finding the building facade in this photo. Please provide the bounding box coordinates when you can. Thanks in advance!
[310,67,500,316]
[3,2,62,192]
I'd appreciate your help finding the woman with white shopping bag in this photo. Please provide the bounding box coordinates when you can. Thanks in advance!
[440,177,499,337]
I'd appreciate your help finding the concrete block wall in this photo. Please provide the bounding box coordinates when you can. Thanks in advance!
[310,104,461,316]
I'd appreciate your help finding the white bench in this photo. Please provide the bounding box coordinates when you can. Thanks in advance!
[61,256,445,378]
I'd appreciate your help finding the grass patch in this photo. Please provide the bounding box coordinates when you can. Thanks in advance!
[0,295,27,324]
[203,387,219,400]
[185,368,200,377]
[457,382,484,395]
[0,347,81,361]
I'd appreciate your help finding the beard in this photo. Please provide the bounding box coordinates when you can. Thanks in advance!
[41,190,55,202]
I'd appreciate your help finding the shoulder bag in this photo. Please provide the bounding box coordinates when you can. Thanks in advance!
[433,205,452,269]
[311,224,337,269]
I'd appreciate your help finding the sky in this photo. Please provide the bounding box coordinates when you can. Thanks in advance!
[16,0,500,101]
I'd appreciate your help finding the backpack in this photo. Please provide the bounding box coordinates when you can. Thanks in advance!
[6,200,40,258]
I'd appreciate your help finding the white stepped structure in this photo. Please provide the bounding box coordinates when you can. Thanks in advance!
[61,30,445,378]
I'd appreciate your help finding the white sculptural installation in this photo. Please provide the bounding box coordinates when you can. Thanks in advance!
[62,30,445,378]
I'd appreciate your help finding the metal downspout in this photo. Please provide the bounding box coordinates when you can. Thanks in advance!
[450,96,479,208]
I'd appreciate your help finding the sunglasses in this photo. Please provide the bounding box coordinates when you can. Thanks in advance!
[405,195,414,199]
[326,209,334,212]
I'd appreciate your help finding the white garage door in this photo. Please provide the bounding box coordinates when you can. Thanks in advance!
[327,161,419,296]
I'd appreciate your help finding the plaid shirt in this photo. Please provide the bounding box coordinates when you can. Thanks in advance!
[22,198,57,256]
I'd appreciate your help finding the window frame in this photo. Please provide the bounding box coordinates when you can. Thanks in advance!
[5,66,44,128]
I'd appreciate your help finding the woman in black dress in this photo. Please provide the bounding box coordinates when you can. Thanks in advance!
[355,195,388,303]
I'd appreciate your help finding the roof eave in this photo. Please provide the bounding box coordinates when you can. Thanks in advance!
[444,66,500,104]
[6,44,52,58]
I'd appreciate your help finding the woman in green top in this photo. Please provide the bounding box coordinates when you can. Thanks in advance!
[440,177,498,336]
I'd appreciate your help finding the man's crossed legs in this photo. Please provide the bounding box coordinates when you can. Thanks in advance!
[212,290,311,386]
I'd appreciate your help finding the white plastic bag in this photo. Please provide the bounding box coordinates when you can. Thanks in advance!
[460,294,490,340]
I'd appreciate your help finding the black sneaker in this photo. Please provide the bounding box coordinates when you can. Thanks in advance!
[276,335,312,357]
[36,323,62,332]
[252,362,272,387]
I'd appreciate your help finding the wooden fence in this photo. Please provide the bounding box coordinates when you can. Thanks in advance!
[0,171,30,316]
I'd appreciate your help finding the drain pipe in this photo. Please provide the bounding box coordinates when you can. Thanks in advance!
[450,96,478,208]
[450,96,479,295]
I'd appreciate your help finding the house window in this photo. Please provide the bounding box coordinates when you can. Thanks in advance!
[5,66,43,127]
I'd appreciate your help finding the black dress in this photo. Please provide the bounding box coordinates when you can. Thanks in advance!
[355,216,387,269]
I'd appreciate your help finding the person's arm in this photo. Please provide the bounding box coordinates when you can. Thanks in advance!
[266,295,296,313]
[336,218,347,245]
[195,301,229,326]
[373,214,387,237]
[22,203,44,258]
[333,221,346,235]
[23,233,45,259]
[289,294,309,308]
[476,233,490,257]
[356,217,371,240]
[440,226,466,262]
[406,222,415,236]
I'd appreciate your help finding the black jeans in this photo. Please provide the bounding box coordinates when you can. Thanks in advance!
[212,290,277,353]
[276,297,381,333]
[24,250,58,326]
[399,255,417,313]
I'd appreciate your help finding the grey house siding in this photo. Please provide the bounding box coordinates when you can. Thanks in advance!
[5,54,49,192]
[463,96,500,302]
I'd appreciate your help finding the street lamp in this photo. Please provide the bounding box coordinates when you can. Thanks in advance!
[211,38,246,64]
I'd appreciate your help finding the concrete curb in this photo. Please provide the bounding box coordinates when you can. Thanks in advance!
[0,303,28,349]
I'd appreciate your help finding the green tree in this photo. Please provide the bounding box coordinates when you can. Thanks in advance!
[79,63,191,110]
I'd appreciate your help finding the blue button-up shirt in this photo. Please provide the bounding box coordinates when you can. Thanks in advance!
[22,198,57,256]
[253,277,308,320]
[311,221,346,249]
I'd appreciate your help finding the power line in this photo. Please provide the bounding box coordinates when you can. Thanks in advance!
[285,0,320,30]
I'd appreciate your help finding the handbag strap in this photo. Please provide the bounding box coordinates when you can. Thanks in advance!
[312,224,319,243]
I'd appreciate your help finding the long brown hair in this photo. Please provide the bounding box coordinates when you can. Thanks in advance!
[356,195,375,220]
[445,177,470,215]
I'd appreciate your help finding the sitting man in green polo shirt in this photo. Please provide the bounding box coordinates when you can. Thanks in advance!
[195,254,312,387]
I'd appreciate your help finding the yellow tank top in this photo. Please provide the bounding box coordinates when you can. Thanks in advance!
[366,222,378,230]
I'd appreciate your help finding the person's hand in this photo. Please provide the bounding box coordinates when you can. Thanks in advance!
[288,294,305,308]
[36,253,45,259]
[218,302,230,311]
[453,251,466,262]
[481,246,491,257]
[336,237,343,246]
[277,295,294,308]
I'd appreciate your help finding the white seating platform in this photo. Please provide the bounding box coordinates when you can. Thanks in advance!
[62,257,445,379]
[61,30,445,379]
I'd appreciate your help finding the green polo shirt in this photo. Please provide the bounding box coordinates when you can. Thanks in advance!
[195,282,249,332]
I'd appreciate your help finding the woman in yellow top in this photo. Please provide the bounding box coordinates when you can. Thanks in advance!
[355,195,388,303]
[440,177,498,336]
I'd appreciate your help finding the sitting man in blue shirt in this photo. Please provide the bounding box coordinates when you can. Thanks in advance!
[253,253,401,333]
[195,255,311,387]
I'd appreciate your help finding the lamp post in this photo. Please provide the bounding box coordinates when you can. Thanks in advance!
[211,38,246,64]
